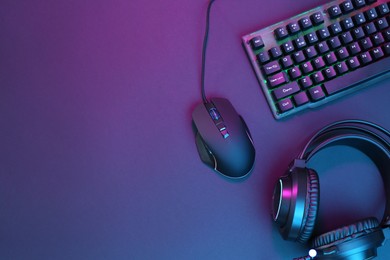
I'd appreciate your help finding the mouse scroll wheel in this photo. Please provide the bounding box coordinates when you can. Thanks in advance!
[209,108,220,121]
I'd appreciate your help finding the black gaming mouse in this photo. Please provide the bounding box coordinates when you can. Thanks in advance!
[192,97,256,179]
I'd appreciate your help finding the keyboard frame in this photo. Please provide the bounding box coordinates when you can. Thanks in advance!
[242,0,390,120]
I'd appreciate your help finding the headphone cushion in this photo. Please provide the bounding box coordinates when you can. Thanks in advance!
[297,169,319,243]
[312,217,380,249]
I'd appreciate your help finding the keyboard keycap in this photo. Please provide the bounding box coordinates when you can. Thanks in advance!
[329,22,343,35]
[270,47,283,59]
[311,12,325,25]
[308,85,326,100]
[324,56,390,95]
[365,8,378,21]
[375,18,389,30]
[288,66,302,80]
[376,3,389,16]
[363,22,377,35]
[371,32,385,46]
[359,51,373,64]
[347,56,361,69]
[328,36,342,49]
[370,47,384,60]
[317,41,330,54]
[325,51,338,65]
[273,82,300,100]
[287,22,301,35]
[281,41,295,54]
[301,61,314,75]
[294,36,307,49]
[353,0,366,9]
[305,46,318,59]
[281,55,294,69]
[299,17,313,30]
[311,71,325,84]
[268,72,288,88]
[359,37,373,50]
[335,61,349,74]
[251,36,264,50]
[257,51,270,64]
[275,27,289,40]
[328,5,343,19]
[293,51,306,64]
[277,98,294,112]
[353,13,366,25]
[312,56,326,70]
[299,76,313,88]
[323,67,337,79]
[293,92,310,106]
[306,32,319,44]
[336,47,349,60]
[385,28,390,41]
[384,43,390,55]
[317,28,331,40]
[263,60,282,75]
[348,41,362,55]
[352,27,365,39]
[340,0,355,14]
[340,31,354,44]
[341,17,355,30]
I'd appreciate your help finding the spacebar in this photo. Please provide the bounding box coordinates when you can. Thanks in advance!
[324,58,390,95]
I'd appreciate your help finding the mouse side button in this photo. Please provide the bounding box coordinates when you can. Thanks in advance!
[195,132,216,170]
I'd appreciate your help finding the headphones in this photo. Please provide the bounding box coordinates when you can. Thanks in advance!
[272,120,390,259]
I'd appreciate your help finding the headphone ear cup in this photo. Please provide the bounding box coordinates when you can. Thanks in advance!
[312,217,380,249]
[311,217,387,259]
[297,168,320,243]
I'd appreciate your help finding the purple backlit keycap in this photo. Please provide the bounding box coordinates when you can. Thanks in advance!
[323,67,337,80]
[288,66,302,80]
[335,61,349,74]
[370,47,384,60]
[293,92,309,106]
[308,85,326,100]
[263,60,282,75]
[347,56,361,69]
[268,72,288,88]
[311,71,325,84]
[277,98,294,112]
[273,82,300,100]
[281,55,294,69]
[299,76,313,89]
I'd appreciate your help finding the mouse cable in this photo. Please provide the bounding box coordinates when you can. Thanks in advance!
[201,0,216,103]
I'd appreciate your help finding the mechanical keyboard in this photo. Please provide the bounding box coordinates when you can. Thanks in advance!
[242,0,390,119]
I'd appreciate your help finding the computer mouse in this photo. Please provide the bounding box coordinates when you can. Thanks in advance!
[192,97,256,179]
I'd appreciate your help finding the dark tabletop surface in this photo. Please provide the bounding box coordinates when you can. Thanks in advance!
[1,0,389,259]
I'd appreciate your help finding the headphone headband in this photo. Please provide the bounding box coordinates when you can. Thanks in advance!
[293,119,390,225]
[298,120,390,161]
